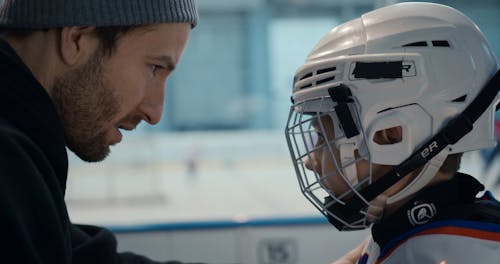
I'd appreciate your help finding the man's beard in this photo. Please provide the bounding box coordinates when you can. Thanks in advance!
[50,51,120,162]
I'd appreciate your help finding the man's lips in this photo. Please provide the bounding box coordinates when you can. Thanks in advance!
[110,128,123,145]
[111,124,138,145]
[110,119,141,145]
[118,124,136,131]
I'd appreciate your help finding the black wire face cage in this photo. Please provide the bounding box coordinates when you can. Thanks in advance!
[285,95,374,230]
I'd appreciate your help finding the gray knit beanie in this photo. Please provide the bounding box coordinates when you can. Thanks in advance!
[0,0,198,28]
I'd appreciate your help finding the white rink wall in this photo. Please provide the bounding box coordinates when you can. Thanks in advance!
[114,220,369,264]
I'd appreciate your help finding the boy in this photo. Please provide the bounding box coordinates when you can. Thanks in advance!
[285,2,500,263]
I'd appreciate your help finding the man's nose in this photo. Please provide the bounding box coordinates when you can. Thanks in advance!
[139,83,165,125]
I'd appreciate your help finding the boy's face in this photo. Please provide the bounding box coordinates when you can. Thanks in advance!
[304,115,361,197]
[51,23,191,162]
[304,115,393,199]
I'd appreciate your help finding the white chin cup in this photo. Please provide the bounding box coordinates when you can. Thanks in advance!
[339,143,359,185]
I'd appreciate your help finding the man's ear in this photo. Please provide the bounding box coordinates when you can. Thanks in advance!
[374,126,403,145]
[59,26,98,66]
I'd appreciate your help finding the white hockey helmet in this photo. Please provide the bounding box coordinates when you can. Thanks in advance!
[285,2,500,230]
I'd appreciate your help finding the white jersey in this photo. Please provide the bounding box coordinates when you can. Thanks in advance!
[359,220,500,264]
[354,174,500,264]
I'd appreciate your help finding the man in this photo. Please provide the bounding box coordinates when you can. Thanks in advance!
[285,2,500,263]
[0,0,199,263]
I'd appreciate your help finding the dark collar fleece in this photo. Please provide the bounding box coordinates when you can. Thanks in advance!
[372,172,487,249]
[0,37,68,192]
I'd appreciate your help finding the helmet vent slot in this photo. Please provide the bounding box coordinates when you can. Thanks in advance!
[300,72,313,80]
[451,94,467,102]
[432,40,450,47]
[300,83,313,89]
[403,41,428,47]
[297,66,339,89]
[317,76,336,85]
[402,40,450,47]
[318,66,337,74]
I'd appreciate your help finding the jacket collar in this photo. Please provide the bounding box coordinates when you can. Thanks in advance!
[372,172,485,249]
[0,37,68,192]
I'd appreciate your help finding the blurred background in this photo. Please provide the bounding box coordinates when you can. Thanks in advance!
[60,0,500,263]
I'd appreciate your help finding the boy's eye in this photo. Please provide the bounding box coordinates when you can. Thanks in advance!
[316,131,325,144]
[311,122,324,137]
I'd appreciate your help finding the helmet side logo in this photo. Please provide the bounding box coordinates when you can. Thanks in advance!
[350,60,416,80]
[420,141,439,159]
[402,61,416,77]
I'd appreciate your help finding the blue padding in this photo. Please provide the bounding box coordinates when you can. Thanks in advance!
[109,216,329,233]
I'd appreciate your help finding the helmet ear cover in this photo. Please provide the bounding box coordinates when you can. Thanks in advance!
[366,105,432,166]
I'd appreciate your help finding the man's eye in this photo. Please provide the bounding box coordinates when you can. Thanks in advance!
[151,65,164,75]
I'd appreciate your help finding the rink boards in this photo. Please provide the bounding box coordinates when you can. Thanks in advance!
[112,216,369,264]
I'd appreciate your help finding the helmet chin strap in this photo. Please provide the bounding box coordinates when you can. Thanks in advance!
[366,194,389,223]
[339,143,359,185]
[386,150,448,204]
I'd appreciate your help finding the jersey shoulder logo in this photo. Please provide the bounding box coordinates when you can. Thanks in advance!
[407,201,437,226]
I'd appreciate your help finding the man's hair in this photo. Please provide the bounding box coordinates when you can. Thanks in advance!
[1,26,138,56]
[94,26,138,56]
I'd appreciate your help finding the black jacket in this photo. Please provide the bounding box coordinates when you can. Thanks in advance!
[0,37,189,264]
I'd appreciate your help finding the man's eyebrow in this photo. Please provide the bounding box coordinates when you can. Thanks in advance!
[149,55,176,71]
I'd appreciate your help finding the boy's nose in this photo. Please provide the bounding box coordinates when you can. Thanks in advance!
[305,152,321,174]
